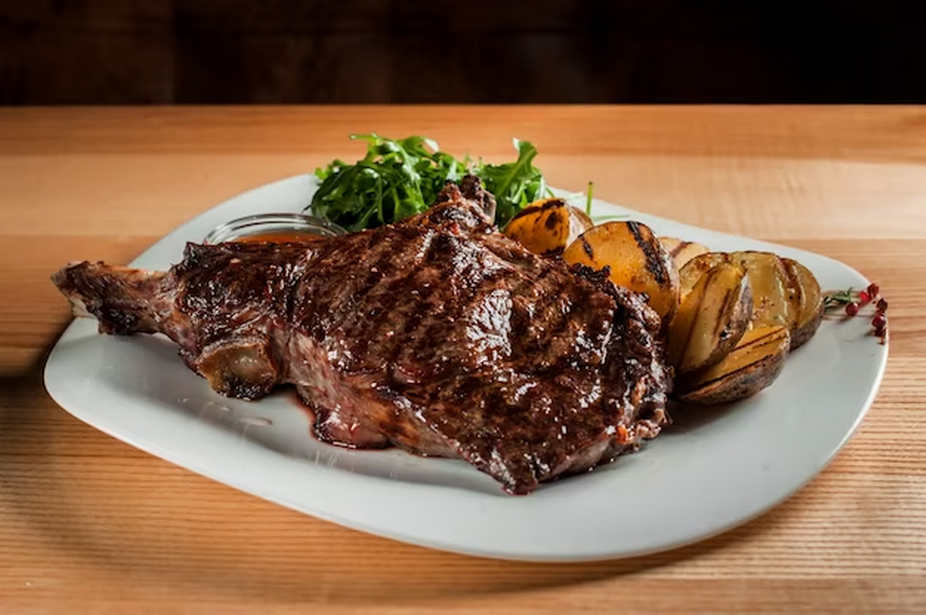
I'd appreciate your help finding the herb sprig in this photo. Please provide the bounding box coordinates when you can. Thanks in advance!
[823,283,889,343]
[823,287,856,311]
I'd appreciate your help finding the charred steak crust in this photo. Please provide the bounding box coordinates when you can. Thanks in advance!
[52,176,670,494]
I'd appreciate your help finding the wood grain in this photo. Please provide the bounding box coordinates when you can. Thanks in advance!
[0,106,924,614]
[2,2,922,105]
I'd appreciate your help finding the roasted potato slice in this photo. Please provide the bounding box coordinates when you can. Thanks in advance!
[666,263,752,374]
[678,252,726,298]
[735,252,796,331]
[674,325,791,405]
[659,237,711,270]
[781,257,824,350]
[563,220,680,327]
[679,251,797,331]
[503,198,594,256]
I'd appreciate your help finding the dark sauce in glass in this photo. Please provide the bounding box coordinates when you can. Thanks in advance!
[232,231,328,243]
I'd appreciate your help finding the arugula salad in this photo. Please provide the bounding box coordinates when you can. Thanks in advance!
[310,134,552,231]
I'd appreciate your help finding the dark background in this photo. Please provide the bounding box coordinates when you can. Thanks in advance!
[1,0,923,105]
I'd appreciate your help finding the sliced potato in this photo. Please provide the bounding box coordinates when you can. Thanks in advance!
[562,220,680,327]
[735,252,796,330]
[679,252,726,298]
[674,325,791,405]
[781,258,824,350]
[503,198,594,256]
[679,251,797,332]
[659,237,711,270]
[666,263,753,374]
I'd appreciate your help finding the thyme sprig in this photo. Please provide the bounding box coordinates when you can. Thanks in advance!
[823,287,855,311]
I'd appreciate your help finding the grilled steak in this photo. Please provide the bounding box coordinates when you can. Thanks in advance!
[52,177,670,494]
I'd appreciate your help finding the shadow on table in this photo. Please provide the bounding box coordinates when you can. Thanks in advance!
[0,329,799,605]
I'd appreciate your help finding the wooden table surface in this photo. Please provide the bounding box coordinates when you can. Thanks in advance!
[1,106,924,614]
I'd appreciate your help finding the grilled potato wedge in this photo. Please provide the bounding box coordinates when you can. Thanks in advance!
[680,251,797,331]
[781,257,824,350]
[680,251,823,350]
[503,198,594,256]
[733,252,796,331]
[659,237,711,270]
[675,325,791,405]
[563,220,680,327]
[666,263,753,374]
[679,252,727,298]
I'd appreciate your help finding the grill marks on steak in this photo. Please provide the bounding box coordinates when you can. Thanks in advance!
[52,178,670,494]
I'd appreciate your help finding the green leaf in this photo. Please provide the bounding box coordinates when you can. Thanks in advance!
[474,139,548,226]
[823,287,857,310]
[311,134,552,231]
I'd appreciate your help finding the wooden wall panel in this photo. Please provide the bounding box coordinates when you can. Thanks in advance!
[0,0,923,104]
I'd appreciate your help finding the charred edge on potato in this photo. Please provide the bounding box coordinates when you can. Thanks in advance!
[679,328,786,390]
[627,221,668,285]
[667,264,751,374]
[668,241,691,259]
[674,268,722,366]
[544,210,562,230]
[580,236,594,258]
[713,275,750,342]
[680,356,786,405]
[508,198,564,222]
[782,261,802,308]
[780,257,824,351]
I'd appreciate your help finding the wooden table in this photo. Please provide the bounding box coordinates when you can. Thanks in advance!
[1,107,924,613]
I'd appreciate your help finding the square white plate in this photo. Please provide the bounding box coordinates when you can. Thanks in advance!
[44,175,887,561]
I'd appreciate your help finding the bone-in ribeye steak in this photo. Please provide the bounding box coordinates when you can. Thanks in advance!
[53,177,670,494]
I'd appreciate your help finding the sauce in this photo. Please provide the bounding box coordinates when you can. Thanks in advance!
[233,231,328,243]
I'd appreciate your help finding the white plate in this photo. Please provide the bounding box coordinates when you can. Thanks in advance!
[44,175,888,562]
